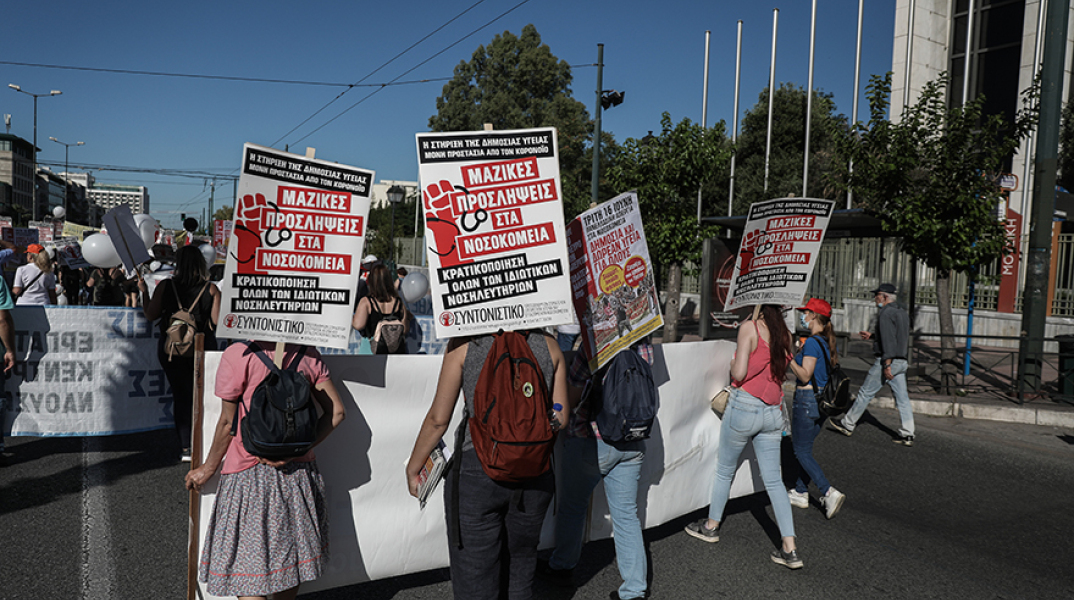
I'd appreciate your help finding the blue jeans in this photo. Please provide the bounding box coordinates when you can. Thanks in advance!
[707,389,795,538]
[791,388,830,495]
[557,332,579,353]
[841,357,915,438]
[550,435,647,600]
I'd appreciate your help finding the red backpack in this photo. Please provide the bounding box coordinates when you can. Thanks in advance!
[468,330,553,482]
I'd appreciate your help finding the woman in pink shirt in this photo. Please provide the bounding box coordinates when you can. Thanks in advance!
[685,304,803,569]
[185,342,346,600]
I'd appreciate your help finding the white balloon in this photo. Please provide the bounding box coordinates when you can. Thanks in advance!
[53,206,66,219]
[133,214,158,249]
[401,272,430,303]
[82,233,121,268]
[198,243,216,267]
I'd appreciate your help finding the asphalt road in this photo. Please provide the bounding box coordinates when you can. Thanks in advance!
[3,407,1074,599]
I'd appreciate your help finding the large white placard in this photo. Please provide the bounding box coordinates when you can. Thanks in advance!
[218,144,374,349]
[725,198,835,309]
[196,341,763,597]
[567,191,663,371]
[1,307,173,436]
[416,128,573,338]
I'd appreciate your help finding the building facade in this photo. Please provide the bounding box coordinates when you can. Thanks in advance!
[0,133,36,215]
[85,183,150,214]
[370,179,418,209]
[891,0,1074,236]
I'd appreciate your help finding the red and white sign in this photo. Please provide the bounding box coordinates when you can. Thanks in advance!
[218,143,374,349]
[997,207,1022,313]
[416,128,572,338]
[212,219,232,264]
[567,192,662,371]
[725,198,835,309]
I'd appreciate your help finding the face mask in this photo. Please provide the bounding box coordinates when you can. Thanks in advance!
[799,314,809,329]
[877,302,884,309]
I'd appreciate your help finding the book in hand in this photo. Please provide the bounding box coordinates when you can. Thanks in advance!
[415,440,450,509]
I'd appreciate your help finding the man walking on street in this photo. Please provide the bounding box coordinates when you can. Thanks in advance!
[830,283,915,446]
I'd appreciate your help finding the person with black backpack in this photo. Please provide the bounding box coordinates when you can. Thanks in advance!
[405,329,568,600]
[185,341,346,600]
[787,298,846,520]
[539,340,656,600]
[352,264,410,354]
[139,245,220,462]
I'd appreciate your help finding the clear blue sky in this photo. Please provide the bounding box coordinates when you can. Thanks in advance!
[1,0,896,230]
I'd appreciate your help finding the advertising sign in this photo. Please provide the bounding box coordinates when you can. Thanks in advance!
[567,192,662,370]
[997,207,1022,313]
[416,128,573,338]
[217,143,374,349]
[724,198,835,309]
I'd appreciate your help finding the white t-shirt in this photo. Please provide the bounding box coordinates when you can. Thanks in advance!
[13,263,57,305]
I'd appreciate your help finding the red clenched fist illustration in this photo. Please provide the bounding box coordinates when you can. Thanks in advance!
[234,192,268,274]
[423,180,468,268]
[737,228,769,276]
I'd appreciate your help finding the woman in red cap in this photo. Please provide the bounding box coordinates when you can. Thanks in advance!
[13,244,58,305]
[787,298,845,519]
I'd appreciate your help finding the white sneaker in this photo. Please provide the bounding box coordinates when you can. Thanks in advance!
[788,489,809,509]
[822,487,845,519]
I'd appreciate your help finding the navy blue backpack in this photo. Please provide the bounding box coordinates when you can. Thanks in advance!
[594,350,658,442]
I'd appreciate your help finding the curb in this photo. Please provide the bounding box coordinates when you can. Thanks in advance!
[869,395,1074,428]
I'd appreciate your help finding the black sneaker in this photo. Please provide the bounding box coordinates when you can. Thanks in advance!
[537,559,574,587]
[893,435,914,447]
[770,548,804,569]
[684,519,720,543]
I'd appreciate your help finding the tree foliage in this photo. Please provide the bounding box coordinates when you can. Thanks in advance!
[608,113,730,275]
[213,205,234,221]
[723,83,848,214]
[835,72,1038,276]
[1059,101,1074,191]
[428,24,610,220]
[365,196,419,262]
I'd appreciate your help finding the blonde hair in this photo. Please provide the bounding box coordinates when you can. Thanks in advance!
[32,250,52,273]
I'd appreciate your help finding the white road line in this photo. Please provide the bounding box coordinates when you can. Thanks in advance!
[81,436,115,600]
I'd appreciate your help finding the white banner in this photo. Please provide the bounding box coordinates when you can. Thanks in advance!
[196,340,762,597]
[1,307,173,436]
[567,191,663,371]
[725,198,835,309]
[218,144,375,349]
[416,128,573,338]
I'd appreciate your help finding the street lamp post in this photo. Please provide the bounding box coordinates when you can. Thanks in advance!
[8,84,62,222]
[386,185,405,265]
[49,136,83,216]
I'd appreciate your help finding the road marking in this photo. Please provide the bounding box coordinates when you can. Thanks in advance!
[81,436,115,600]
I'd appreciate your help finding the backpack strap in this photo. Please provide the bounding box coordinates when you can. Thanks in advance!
[808,334,833,395]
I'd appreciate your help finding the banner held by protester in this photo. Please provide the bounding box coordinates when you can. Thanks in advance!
[218,143,374,349]
[567,191,662,371]
[416,128,573,338]
[724,198,835,309]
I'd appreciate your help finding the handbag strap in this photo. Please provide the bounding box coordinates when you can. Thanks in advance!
[15,270,45,298]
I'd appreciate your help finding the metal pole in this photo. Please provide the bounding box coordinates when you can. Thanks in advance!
[591,44,604,206]
[698,31,711,225]
[903,0,916,111]
[962,0,976,106]
[63,144,69,215]
[32,96,38,221]
[764,9,779,194]
[389,201,397,264]
[849,0,864,209]
[729,20,743,217]
[1019,0,1069,394]
[413,193,419,265]
[803,0,817,198]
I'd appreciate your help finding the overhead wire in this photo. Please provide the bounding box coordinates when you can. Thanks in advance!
[285,0,535,147]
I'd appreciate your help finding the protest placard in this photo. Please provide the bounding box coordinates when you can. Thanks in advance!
[567,192,662,371]
[217,143,374,349]
[102,205,152,276]
[212,219,232,264]
[415,128,573,338]
[724,198,835,309]
[53,236,93,269]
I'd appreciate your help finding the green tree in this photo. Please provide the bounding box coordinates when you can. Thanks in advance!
[836,72,1038,391]
[726,83,848,215]
[1058,101,1074,191]
[213,205,234,221]
[429,24,610,220]
[608,113,731,342]
[365,195,419,264]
